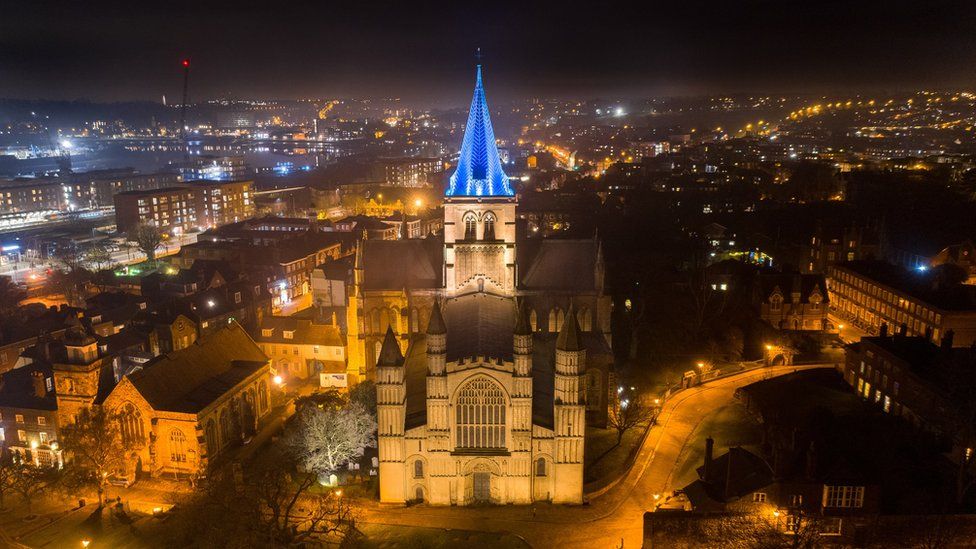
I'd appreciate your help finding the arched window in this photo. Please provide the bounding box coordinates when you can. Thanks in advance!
[380,308,392,334]
[455,378,506,450]
[577,307,592,331]
[415,486,424,502]
[220,409,233,448]
[411,308,419,333]
[258,380,268,413]
[170,429,187,463]
[586,369,603,411]
[557,309,566,332]
[414,460,424,478]
[205,419,217,457]
[483,212,496,240]
[370,309,380,335]
[119,403,145,445]
[536,458,547,476]
[529,309,538,332]
[770,294,783,312]
[464,213,477,240]
[548,309,557,333]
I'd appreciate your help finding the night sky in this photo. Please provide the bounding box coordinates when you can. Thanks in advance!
[3,1,976,104]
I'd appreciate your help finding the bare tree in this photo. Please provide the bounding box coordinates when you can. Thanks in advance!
[0,276,26,318]
[288,402,376,476]
[129,223,163,266]
[45,248,92,307]
[164,454,356,547]
[251,462,355,545]
[0,449,16,510]
[608,398,653,446]
[83,241,116,272]
[59,407,130,506]
[9,454,57,516]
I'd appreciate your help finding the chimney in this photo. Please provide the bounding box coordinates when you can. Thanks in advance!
[704,436,714,483]
[942,329,955,351]
[30,370,46,398]
[879,323,889,338]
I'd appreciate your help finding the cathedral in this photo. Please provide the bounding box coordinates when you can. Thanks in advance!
[359,64,613,505]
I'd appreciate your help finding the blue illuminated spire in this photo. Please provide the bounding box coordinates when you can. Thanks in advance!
[446,64,514,197]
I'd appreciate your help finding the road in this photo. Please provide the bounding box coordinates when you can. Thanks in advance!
[361,364,831,549]
[2,233,197,286]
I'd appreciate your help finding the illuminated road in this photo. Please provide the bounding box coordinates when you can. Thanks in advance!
[362,364,831,548]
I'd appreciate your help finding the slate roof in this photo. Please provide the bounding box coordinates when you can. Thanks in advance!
[126,322,268,414]
[444,293,515,362]
[254,316,343,347]
[693,447,774,502]
[758,273,828,303]
[0,362,56,411]
[360,236,443,290]
[518,239,601,291]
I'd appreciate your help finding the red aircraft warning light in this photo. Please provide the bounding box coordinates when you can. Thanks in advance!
[182,58,190,68]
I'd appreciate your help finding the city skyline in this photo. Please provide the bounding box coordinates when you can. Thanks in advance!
[3,1,976,104]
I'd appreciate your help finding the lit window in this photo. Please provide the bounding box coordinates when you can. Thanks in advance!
[822,485,864,508]
[455,378,506,450]
[753,492,767,503]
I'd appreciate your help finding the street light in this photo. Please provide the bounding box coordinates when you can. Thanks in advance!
[82,540,91,548]
[273,375,284,386]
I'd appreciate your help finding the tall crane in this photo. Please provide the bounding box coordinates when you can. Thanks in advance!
[179,58,191,159]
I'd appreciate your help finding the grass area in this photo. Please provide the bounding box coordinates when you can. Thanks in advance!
[671,400,762,489]
[352,523,529,549]
[584,421,650,484]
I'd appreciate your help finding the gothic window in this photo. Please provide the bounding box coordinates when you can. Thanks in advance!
[529,309,538,332]
[411,308,419,333]
[414,460,424,478]
[536,457,547,476]
[119,403,144,445]
[464,213,477,240]
[556,309,566,332]
[483,212,496,240]
[370,309,380,335]
[258,380,268,413]
[380,308,392,333]
[170,429,187,463]
[455,378,506,450]
[770,294,783,312]
[205,419,217,456]
[220,409,233,447]
[586,369,603,411]
[577,307,592,331]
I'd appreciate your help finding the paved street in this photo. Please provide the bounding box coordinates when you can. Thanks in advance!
[361,364,831,549]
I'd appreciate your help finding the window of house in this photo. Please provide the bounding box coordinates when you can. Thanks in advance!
[820,517,843,536]
[39,431,47,443]
[0,428,4,442]
[789,494,802,507]
[313,346,319,354]
[753,492,767,503]
[823,485,864,508]
[17,429,26,442]
[202,321,209,329]
[262,329,273,337]
[785,514,801,533]
[37,416,45,426]
[234,292,241,304]
[15,414,23,423]
[283,330,294,339]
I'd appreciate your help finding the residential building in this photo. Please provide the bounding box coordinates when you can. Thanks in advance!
[757,273,830,331]
[827,260,976,346]
[0,362,62,467]
[185,179,255,230]
[372,157,443,188]
[0,178,63,213]
[252,316,345,385]
[114,187,197,235]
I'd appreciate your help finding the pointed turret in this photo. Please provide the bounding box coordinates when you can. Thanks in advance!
[445,64,513,197]
[556,304,584,352]
[426,300,446,335]
[376,326,404,367]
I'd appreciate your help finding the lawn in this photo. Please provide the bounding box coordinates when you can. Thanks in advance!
[352,523,530,549]
[584,420,651,485]
[670,400,762,489]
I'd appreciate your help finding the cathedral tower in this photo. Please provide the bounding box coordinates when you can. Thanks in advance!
[552,305,585,503]
[425,302,450,450]
[443,64,517,295]
[376,327,406,503]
